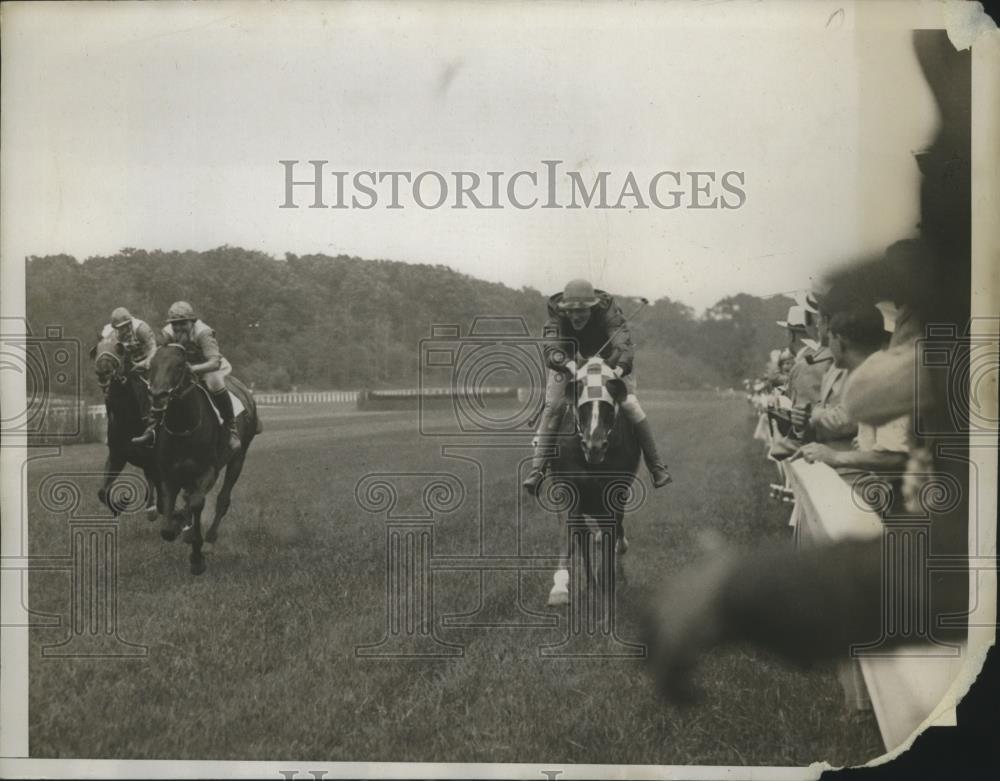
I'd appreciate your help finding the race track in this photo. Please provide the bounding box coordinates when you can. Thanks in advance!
[26,391,882,764]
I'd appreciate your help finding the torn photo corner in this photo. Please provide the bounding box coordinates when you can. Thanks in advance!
[1,0,997,779]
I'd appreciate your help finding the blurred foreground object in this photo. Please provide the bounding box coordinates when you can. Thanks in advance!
[644,30,980,754]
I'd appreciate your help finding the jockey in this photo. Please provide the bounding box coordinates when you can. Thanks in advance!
[522,278,672,495]
[101,307,157,374]
[100,307,157,411]
[131,301,241,452]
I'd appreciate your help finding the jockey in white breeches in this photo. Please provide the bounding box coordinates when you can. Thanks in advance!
[131,300,240,452]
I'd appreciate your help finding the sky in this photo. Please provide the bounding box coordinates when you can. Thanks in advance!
[2,0,942,312]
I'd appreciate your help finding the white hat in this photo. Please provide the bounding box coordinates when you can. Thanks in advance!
[776,305,810,330]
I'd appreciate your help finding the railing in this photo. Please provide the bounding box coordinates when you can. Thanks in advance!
[255,390,358,405]
[35,386,524,443]
[24,402,108,445]
[785,459,966,752]
[356,386,524,410]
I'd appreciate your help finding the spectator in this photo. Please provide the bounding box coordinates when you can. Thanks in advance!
[795,307,908,478]
[766,348,795,391]
[780,305,831,408]
[769,305,832,458]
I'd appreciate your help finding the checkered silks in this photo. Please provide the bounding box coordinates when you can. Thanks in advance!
[577,359,616,407]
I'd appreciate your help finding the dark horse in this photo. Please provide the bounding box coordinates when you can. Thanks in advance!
[90,335,160,519]
[540,357,641,606]
[147,344,260,575]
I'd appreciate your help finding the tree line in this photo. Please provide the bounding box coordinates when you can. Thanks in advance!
[25,247,793,399]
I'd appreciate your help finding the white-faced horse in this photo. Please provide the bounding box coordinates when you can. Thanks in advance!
[537,357,642,607]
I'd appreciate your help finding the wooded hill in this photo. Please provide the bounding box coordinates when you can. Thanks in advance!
[25,247,793,398]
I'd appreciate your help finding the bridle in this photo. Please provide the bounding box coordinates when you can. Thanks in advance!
[95,350,125,391]
[150,344,201,436]
[573,360,620,447]
[575,394,620,445]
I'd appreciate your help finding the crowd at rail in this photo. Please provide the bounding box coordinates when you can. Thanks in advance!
[747,268,918,512]
[729,237,975,748]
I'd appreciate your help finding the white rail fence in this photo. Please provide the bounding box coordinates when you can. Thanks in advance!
[36,386,524,444]
[34,392,361,445]
[255,390,359,405]
[785,459,966,752]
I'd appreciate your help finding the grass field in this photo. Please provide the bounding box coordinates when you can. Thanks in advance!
[27,391,883,765]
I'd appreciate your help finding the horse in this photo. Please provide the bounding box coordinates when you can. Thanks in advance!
[539,357,641,607]
[90,335,160,520]
[147,344,261,575]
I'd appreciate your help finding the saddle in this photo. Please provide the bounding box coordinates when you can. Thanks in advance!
[192,382,246,423]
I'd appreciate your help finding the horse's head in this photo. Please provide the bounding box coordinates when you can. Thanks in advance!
[148,344,192,412]
[573,357,627,465]
[90,337,125,394]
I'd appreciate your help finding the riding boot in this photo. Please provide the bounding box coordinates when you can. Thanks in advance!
[211,388,242,453]
[131,410,163,447]
[523,401,567,495]
[522,430,555,496]
[633,418,672,487]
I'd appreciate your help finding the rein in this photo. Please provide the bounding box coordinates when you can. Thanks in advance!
[161,383,203,437]
[152,345,203,437]
[95,350,124,390]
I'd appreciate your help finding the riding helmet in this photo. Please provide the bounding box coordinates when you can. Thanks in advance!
[558,279,600,310]
[110,307,132,328]
[166,301,197,323]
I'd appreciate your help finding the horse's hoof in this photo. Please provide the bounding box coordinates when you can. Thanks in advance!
[160,527,179,542]
[181,525,196,544]
[146,506,158,522]
[547,589,570,607]
[616,537,630,556]
[190,559,206,576]
[202,542,214,556]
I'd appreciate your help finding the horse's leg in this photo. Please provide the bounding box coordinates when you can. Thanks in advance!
[97,450,127,517]
[615,509,629,555]
[582,516,598,594]
[204,449,246,551]
[185,471,215,576]
[547,507,571,606]
[160,481,182,542]
[614,509,629,588]
[141,467,159,522]
[187,494,206,576]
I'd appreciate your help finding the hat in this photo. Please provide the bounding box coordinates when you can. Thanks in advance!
[803,276,837,314]
[110,307,132,328]
[558,279,600,311]
[776,305,810,330]
[166,301,197,323]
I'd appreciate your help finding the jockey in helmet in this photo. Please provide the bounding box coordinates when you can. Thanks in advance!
[101,307,157,374]
[131,301,241,452]
[99,306,157,412]
[522,278,672,495]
